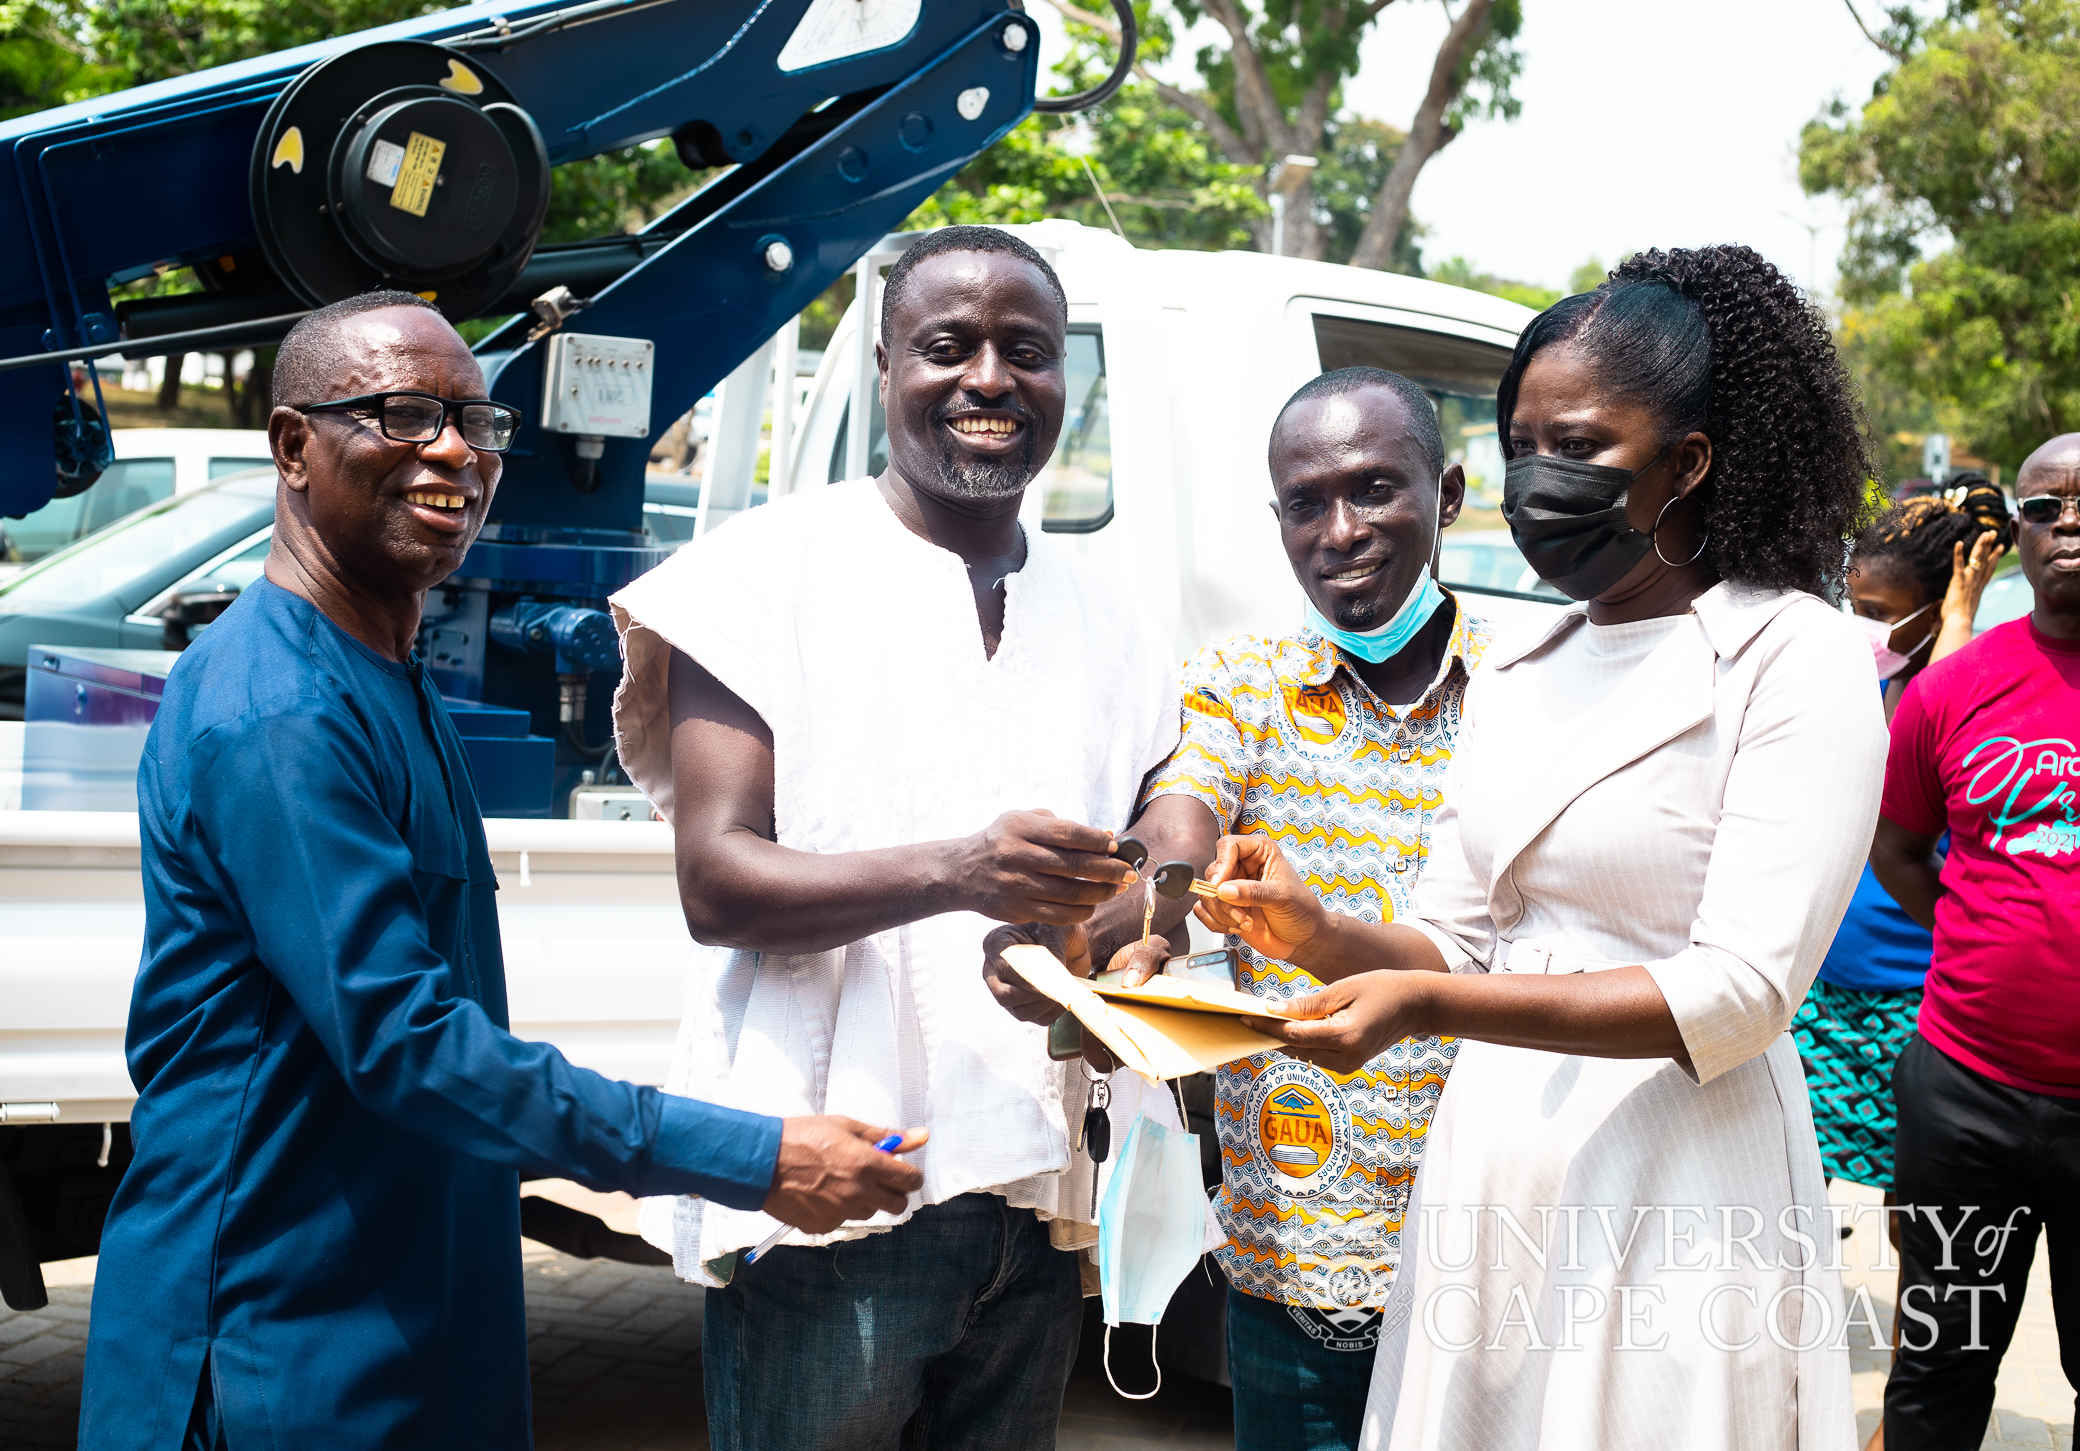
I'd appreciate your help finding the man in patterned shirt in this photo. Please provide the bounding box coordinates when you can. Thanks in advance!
[988,366,1488,1449]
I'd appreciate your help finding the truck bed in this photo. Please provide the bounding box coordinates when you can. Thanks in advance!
[0,810,689,1124]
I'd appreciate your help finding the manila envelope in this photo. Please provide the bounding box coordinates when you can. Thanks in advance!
[999,943,1297,1081]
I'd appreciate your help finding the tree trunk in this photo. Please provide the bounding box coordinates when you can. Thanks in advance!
[227,354,273,427]
[1347,0,1497,271]
[1277,185,1328,261]
[156,355,184,410]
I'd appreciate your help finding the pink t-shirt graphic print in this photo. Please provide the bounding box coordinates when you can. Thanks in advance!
[1882,616,2080,1097]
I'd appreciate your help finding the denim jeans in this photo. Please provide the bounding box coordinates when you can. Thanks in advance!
[703,1193,1084,1451]
[1225,1284,1382,1451]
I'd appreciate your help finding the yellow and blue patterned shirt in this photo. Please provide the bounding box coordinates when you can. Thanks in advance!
[1142,596,1490,1311]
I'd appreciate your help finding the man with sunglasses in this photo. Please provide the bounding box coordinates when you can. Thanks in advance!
[80,291,923,1451]
[1871,433,2080,1449]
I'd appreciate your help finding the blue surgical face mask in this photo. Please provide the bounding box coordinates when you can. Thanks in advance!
[1302,475,1447,664]
[1097,1110,1207,1400]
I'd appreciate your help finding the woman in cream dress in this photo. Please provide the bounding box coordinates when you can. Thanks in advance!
[1199,246,1886,1451]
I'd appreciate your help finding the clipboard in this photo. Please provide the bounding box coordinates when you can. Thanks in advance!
[1001,944,1295,1082]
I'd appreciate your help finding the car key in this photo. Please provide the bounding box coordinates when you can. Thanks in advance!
[1152,860,1220,900]
[1050,839,1154,1061]
[1084,1075,1112,1219]
[1137,859,1213,955]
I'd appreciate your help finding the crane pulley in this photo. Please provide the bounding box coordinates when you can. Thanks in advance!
[249,42,551,316]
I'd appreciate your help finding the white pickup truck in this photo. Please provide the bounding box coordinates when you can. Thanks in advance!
[0,221,1553,1309]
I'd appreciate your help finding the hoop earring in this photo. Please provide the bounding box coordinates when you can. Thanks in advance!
[1651,492,1709,568]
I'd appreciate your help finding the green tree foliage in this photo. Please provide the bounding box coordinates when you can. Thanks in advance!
[1309,115,1421,270]
[1566,257,1609,295]
[903,59,1424,269]
[0,3,119,118]
[1837,0,1976,59]
[1425,256,1558,311]
[1802,0,2080,467]
[536,140,703,246]
[43,0,439,84]
[906,82,1268,248]
[1041,0,1523,267]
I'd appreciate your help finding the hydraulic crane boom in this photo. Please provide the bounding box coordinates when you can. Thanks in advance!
[0,0,1132,813]
[1,0,1059,512]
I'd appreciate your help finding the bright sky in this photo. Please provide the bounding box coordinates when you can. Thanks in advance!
[1354,0,1892,297]
[1034,0,1892,299]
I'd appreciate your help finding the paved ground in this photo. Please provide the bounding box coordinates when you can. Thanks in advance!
[2,1180,2068,1448]
[0,1183,1229,1451]
[1832,1179,2074,1449]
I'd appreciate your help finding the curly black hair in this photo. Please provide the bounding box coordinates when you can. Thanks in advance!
[1854,473,2012,607]
[1497,245,1879,597]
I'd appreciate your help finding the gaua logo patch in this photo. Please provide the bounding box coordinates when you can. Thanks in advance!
[1247,1060,1352,1200]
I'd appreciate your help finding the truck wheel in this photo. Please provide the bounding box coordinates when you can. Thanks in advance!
[0,1122,133,1309]
[0,1156,48,1311]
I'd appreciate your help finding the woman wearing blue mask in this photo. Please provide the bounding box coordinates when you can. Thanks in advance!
[1195,246,1888,1450]
[1798,484,2005,1451]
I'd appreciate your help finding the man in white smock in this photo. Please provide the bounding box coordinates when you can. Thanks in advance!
[609,227,1177,1450]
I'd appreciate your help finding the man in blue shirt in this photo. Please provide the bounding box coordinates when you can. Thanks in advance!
[79,292,924,1450]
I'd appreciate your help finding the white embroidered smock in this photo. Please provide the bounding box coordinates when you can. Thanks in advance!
[609,478,1179,1286]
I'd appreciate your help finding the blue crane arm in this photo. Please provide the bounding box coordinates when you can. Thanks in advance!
[0,0,1146,818]
[0,0,1044,521]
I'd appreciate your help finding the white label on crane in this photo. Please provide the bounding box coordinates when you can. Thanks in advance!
[776,0,922,73]
[366,140,405,189]
[540,333,656,438]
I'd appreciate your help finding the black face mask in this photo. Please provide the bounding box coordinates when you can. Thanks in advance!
[1502,447,1669,602]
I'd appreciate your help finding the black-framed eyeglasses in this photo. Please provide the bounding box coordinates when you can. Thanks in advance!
[2017,493,2080,526]
[297,390,522,453]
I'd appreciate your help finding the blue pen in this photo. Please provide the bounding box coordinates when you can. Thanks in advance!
[742,1132,907,1265]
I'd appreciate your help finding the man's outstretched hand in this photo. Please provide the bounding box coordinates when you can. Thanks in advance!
[954,810,1135,926]
[763,1118,928,1234]
[1252,972,1434,1075]
[1194,833,1331,968]
[982,921,1093,1023]
[981,920,1125,1072]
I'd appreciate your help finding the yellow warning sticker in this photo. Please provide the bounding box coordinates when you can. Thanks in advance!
[389,132,446,217]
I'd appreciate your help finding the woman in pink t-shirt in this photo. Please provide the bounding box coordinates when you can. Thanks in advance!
[1870,434,2080,1450]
